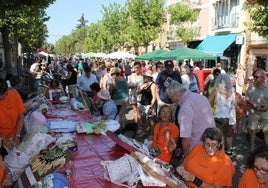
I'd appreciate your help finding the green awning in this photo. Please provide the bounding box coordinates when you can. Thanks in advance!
[196,34,238,56]
[135,49,168,60]
[154,47,217,61]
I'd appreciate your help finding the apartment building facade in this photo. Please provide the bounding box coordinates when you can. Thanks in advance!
[165,0,268,76]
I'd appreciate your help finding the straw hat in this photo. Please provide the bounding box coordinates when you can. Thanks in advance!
[97,90,111,100]
[142,70,153,78]
[110,67,120,75]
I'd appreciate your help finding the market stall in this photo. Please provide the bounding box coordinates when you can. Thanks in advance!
[13,95,187,187]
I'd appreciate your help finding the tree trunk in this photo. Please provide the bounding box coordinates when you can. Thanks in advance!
[1,27,12,75]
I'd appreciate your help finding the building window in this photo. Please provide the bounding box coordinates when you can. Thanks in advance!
[214,0,239,28]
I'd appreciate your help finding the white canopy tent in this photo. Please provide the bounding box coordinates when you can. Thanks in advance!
[106,51,136,59]
[93,53,107,58]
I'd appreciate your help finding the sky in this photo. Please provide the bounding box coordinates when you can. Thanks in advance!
[45,0,126,44]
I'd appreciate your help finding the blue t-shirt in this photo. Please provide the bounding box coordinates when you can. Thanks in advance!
[155,70,182,103]
[102,99,118,120]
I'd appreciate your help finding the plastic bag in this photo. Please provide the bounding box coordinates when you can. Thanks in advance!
[17,132,56,159]
[4,148,30,181]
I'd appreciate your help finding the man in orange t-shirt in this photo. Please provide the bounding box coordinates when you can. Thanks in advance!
[0,78,25,150]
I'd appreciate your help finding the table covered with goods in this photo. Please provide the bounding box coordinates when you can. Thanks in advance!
[10,94,187,188]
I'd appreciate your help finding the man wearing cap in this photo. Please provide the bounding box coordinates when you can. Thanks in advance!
[76,66,98,97]
[155,60,182,114]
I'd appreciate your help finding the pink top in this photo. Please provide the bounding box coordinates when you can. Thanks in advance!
[177,91,216,151]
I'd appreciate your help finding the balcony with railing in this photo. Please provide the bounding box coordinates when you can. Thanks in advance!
[211,12,239,30]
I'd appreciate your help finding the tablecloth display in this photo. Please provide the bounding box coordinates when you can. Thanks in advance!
[19,96,187,187]
[43,102,131,187]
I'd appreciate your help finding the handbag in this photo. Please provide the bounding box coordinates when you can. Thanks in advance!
[102,154,140,187]
[129,89,137,105]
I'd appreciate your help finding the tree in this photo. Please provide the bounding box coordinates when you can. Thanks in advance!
[127,0,165,52]
[168,3,200,45]
[0,0,55,74]
[54,35,74,56]
[101,2,129,51]
[73,27,88,53]
[84,22,113,53]
[76,13,88,29]
[247,0,268,39]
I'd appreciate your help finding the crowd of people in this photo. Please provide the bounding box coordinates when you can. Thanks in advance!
[0,54,268,187]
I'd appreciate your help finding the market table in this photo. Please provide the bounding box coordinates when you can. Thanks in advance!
[46,103,135,188]
[46,102,185,188]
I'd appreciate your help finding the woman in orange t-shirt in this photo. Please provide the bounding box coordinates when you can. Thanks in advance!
[151,105,179,163]
[177,127,235,188]
[239,146,268,188]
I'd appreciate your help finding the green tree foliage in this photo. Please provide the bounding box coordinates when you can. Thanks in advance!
[17,7,50,52]
[168,3,199,45]
[53,0,165,54]
[101,2,129,50]
[84,22,113,53]
[247,0,268,39]
[127,0,165,52]
[54,35,74,56]
[0,0,55,73]
[76,13,88,29]
[72,26,88,52]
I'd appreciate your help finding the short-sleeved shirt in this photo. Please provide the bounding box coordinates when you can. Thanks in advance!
[246,83,268,117]
[155,70,182,104]
[101,99,118,120]
[184,144,235,188]
[178,91,215,150]
[152,122,179,163]
[76,73,98,92]
[238,169,267,188]
[0,90,26,138]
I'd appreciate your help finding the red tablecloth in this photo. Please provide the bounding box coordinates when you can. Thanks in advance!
[66,134,128,188]
[45,103,133,187]
[46,103,169,188]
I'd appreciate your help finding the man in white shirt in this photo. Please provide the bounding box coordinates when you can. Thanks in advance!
[76,66,98,97]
